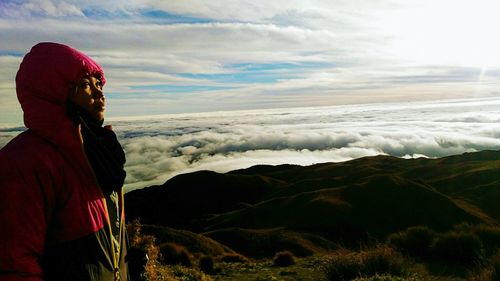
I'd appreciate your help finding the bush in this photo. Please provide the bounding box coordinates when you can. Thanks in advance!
[169,265,213,281]
[492,254,500,281]
[156,265,213,281]
[273,251,296,267]
[353,274,424,281]
[430,231,484,265]
[360,246,407,277]
[468,268,495,281]
[127,220,214,280]
[127,246,149,281]
[452,223,500,258]
[471,252,500,281]
[323,246,409,281]
[199,255,215,274]
[219,253,250,263]
[159,242,192,267]
[475,226,500,257]
[387,226,435,258]
[324,249,362,281]
[126,219,161,281]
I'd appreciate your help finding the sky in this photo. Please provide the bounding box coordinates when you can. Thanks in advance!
[2,0,500,124]
[3,1,500,191]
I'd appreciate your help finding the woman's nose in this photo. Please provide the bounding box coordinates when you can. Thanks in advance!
[93,86,104,99]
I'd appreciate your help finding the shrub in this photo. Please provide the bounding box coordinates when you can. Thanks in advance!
[127,218,143,247]
[324,249,363,281]
[126,219,161,281]
[199,255,215,274]
[430,231,484,265]
[219,253,250,263]
[273,251,296,267]
[170,265,213,281]
[323,246,409,281]
[127,246,149,281]
[492,254,500,281]
[353,274,424,281]
[452,223,500,258]
[475,226,500,257]
[159,242,192,267]
[156,265,213,281]
[471,252,500,281]
[468,267,495,281]
[360,246,407,277]
[387,226,435,258]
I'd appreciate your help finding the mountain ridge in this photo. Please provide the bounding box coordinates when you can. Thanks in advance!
[125,150,500,255]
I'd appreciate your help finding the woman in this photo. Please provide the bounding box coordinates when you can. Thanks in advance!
[0,42,129,281]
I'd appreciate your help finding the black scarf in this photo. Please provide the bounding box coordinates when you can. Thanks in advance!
[67,102,126,193]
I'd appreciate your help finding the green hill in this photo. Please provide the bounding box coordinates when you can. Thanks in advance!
[125,150,500,257]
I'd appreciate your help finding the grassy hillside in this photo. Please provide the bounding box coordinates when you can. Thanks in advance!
[126,150,500,243]
[125,150,500,280]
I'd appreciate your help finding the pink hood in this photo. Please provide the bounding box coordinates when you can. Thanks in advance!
[16,42,106,147]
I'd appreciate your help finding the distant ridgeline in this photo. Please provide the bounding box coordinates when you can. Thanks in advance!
[125,150,500,258]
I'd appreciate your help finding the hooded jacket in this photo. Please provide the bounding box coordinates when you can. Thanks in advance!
[0,43,129,281]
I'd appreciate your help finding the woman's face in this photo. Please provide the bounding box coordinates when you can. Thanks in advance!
[69,76,105,123]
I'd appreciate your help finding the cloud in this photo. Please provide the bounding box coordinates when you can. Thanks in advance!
[3,1,500,121]
[3,97,500,191]
[0,0,84,18]
[101,97,500,191]
[0,55,23,124]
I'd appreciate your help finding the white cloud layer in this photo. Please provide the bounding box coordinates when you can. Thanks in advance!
[3,98,500,191]
[109,98,500,191]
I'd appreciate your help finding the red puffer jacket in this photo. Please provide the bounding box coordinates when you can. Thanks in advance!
[0,43,128,281]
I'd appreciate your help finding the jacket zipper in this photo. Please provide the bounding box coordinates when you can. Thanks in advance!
[78,126,124,281]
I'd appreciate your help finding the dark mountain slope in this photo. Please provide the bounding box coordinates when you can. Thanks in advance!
[139,224,235,257]
[204,227,338,258]
[204,174,483,238]
[125,150,500,250]
[126,170,285,230]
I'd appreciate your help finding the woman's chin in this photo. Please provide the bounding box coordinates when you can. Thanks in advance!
[92,112,105,124]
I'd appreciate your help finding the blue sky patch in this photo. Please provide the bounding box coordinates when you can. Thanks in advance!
[82,8,131,19]
[129,84,238,93]
[139,10,214,24]
[230,61,332,71]
[0,51,24,57]
[179,72,285,84]
[179,61,332,84]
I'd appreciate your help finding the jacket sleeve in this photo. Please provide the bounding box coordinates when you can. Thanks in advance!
[0,157,55,281]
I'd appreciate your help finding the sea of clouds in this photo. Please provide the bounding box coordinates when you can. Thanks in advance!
[114,97,500,191]
[3,97,500,192]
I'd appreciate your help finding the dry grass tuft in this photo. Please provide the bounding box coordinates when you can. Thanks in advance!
[323,245,409,281]
[430,231,483,265]
[159,242,192,267]
[218,252,250,263]
[199,255,216,274]
[127,219,161,280]
[273,251,296,267]
[387,226,435,258]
